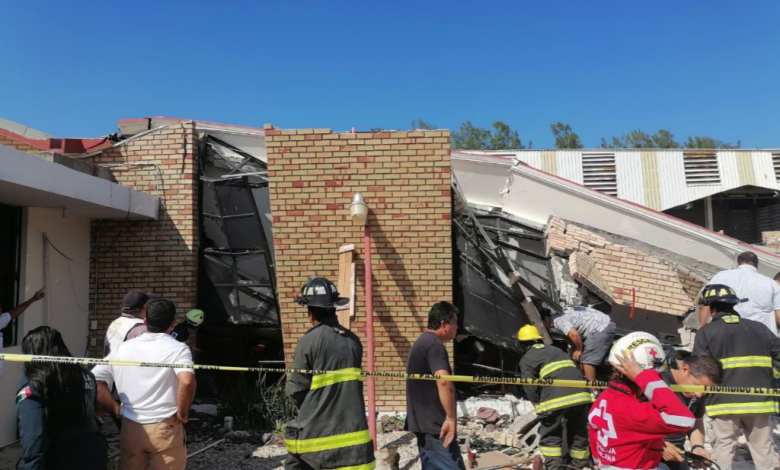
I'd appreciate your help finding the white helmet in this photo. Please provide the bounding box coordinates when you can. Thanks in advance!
[608,331,666,371]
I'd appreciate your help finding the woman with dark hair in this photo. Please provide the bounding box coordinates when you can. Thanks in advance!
[16,326,107,470]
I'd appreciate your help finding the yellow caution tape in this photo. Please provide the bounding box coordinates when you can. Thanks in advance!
[3,353,780,397]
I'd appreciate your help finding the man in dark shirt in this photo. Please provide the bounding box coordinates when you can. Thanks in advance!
[406,302,464,470]
[658,353,723,470]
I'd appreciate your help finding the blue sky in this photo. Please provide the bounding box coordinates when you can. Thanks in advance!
[2,1,778,148]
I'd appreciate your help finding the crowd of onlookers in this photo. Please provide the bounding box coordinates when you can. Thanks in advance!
[11,291,201,470]
[8,250,780,470]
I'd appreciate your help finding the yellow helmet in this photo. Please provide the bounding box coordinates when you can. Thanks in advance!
[517,324,543,342]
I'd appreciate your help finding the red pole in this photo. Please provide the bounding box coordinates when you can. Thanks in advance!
[630,287,636,319]
[364,223,377,449]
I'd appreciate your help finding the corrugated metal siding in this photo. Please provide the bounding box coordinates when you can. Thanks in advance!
[503,149,780,212]
[640,151,662,210]
[658,151,688,210]
[714,151,740,196]
[615,151,645,206]
[556,150,584,185]
[735,151,757,187]
[517,150,542,170]
[752,151,776,188]
[541,150,558,175]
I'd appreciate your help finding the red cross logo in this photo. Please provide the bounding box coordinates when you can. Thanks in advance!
[648,348,658,359]
[588,401,617,447]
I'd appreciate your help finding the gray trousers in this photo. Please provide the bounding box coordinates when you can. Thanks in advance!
[711,415,780,470]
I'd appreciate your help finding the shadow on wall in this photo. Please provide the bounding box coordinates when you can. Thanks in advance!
[91,206,194,355]
[360,220,427,363]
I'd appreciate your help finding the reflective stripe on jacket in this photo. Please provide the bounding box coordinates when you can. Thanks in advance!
[285,319,375,470]
[693,312,780,418]
[519,343,593,414]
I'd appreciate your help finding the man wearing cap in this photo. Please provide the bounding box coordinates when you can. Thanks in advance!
[284,276,374,470]
[103,290,154,357]
[694,283,780,470]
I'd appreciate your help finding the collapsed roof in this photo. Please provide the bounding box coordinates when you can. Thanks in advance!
[451,151,780,351]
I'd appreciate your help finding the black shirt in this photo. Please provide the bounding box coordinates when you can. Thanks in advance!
[660,370,705,449]
[405,331,451,435]
[171,322,190,342]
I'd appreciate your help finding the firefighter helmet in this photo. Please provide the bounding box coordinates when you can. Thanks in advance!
[185,309,204,327]
[517,325,543,342]
[699,284,747,305]
[608,331,666,371]
[296,276,350,308]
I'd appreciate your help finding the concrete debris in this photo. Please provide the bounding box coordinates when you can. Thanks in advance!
[375,448,400,470]
[477,407,500,424]
[550,256,582,307]
[458,395,535,419]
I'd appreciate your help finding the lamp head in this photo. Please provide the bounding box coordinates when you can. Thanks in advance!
[350,193,369,225]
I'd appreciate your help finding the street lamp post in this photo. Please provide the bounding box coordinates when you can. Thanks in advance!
[350,193,377,449]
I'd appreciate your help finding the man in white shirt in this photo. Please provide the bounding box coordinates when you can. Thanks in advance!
[0,288,45,377]
[94,299,196,470]
[103,290,154,356]
[699,251,780,335]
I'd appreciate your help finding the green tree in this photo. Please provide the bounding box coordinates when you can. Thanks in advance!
[600,129,740,149]
[651,130,680,149]
[410,119,437,130]
[490,121,521,149]
[550,123,583,149]
[453,121,525,150]
[685,136,741,149]
[600,129,680,148]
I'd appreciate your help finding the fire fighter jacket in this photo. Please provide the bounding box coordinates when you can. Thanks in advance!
[588,370,696,470]
[285,318,375,470]
[519,343,593,414]
[693,312,780,417]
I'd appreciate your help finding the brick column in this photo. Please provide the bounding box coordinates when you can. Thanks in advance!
[266,126,452,412]
[86,122,199,356]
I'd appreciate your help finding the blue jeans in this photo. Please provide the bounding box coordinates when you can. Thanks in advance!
[415,433,466,470]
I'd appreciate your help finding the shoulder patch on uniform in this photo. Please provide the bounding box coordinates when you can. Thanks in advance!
[16,386,32,404]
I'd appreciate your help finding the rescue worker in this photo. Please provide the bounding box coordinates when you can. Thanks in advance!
[285,277,375,470]
[171,309,203,358]
[16,326,107,470]
[693,284,780,470]
[589,332,695,470]
[517,325,592,470]
[171,309,203,343]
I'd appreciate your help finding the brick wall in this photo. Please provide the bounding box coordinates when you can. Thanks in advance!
[0,134,37,152]
[265,125,452,412]
[84,122,199,356]
[547,217,704,316]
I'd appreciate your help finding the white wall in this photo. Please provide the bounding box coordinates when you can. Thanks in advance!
[0,208,91,446]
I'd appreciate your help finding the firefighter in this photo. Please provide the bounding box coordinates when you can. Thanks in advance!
[284,277,375,470]
[589,332,695,470]
[517,325,592,470]
[693,284,780,470]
